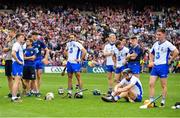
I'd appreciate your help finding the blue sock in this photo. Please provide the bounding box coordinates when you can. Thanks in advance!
[114,96,120,101]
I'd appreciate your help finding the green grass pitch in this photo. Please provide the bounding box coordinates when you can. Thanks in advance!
[0,73,180,117]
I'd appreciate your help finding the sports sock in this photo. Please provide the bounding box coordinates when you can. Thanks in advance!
[150,97,154,102]
[161,97,166,104]
[12,96,17,100]
[114,96,120,101]
[68,89,72,94]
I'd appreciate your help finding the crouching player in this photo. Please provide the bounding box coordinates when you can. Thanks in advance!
[113,39,129,83]
[101,68,143,102]
[23,38,36,96]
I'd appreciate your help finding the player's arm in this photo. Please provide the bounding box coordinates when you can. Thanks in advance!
[117,83,134,93]
[112,53,116,67]
[24,55,36,60]
[169,48,179,64]
[12,50,23,65]
[3,47,10,52]
[114,82,123,91]
[81,47,87,60]
[149,46,155,67]
[44,47,49,60]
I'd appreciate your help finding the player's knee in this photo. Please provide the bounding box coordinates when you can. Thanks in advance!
[149,80,155,88]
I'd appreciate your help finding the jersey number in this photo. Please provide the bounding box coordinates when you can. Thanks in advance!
[118,56,121,61]
[69,48,73,53]
[155,52,160,59]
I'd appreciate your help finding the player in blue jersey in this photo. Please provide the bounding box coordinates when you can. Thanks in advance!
[11,33,25,102]
[23,38,36,96]
[31,32,49,97]
[126,36,143,78]
[65,34,87,98]
[149,28,179,107]
[101,68,143,103]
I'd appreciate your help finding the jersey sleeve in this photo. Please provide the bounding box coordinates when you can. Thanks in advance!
[130,76,137,85]
[103,45,108,53]
[40,40,47,49]
[119,78,126,85]
[12,43,19,52]
[150,44,155,55]
[76,42,83,50]
[168,42,176,51]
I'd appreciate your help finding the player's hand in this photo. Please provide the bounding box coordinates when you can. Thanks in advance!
[75,59,81,62]
[18,61,23,65]
[122,60,127,65]
[148,61,154,67]
[42,58,49,65]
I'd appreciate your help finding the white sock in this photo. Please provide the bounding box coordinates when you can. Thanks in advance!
[79,92,83,95]
[12,96,17,100]
[161,97,166,104]
[68,90,72,94]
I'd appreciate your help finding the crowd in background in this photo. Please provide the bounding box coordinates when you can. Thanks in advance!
[0,4,180,72]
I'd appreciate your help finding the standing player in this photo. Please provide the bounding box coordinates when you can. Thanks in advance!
[11,33,25,102]
[31,32,49,97]
[149,28,179,107]
[65,34,87,98]
[113,39,129,83]
[101,68,143,103]
[23,38,36,96]
[3,28,16,97]
[126,36,143,78]
[103,33,117,94]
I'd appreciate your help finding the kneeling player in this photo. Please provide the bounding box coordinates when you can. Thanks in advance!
[101,68,143,102]
[23,38,36,96]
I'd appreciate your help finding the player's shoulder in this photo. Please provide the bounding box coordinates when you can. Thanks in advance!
[123,46,129,51]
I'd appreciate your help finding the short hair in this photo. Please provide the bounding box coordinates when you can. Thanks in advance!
[31,32,39,36]
[16,33,24,39]
[26,38,34,43]
[115,40,121,47]
[9,28,16,32]
[119,37,125,41]
[130,36,137,40]
[156,28,166,34]
[109,33,116,37]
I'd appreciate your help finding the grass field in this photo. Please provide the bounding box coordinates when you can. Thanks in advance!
[0,73,180,117]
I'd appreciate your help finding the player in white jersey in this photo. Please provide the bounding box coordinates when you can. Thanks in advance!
[65,34,87,98]
[11,33,25,102]
[103,33,117,94]
[113,39,129,82]
[101,68,143,102]
[149,28,179,107]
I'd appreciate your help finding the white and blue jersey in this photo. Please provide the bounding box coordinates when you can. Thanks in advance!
[33,40,46,69]
[103,43,116,72]
[128,45,142,74]
[114,47,129,74]
[12,42,24,76]
[120,75,143,102]
[24,48,36,67]
[150,40,176,78]
[66,41,83,73]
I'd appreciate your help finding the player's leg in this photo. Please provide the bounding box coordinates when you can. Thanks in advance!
[149,76,158,102]
[36,69,43,91]
[160,78,167,106]
[11,76,21,101]
[66,62,73,97]
[5,60,13,97]
[114,67,121,83]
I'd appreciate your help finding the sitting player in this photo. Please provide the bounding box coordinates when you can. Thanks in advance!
[101,68,143,102]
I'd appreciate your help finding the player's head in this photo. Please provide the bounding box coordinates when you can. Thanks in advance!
[69,34,76,41]
[120,37,126,46]
[122,68,133,80]
[156,28,166,42]
[115,40,123,50]
[16,33,25,43]
[129,36,138,47]
[8,28,16,37]
[31,32,39,41]
[26,38,33,47]
[108,33,116,44]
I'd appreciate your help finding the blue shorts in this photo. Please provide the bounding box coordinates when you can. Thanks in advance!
[67,62,81,73]
[134,94,142,102]
[35,59,44,70]
[106,65,115,72]
[115,66,127,74]
[150,64,169,78]
[128,62,140,74]
[12,62,23,76]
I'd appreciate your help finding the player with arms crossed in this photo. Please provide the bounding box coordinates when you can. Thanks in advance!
[3,28,16,97]
[113,39,129,83]
[11,33,25,102]
[31,32,49,97]
[126,36,143,78]
[23,38,36,96]
[65,34,87,98]
[101,68,143,103]
[103,33,117,95]
[149,28,179,107]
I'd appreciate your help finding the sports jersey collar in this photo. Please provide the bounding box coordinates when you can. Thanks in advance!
[158,40,166,45]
